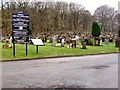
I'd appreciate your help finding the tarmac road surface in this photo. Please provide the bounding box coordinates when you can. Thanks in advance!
[2,53,119,88]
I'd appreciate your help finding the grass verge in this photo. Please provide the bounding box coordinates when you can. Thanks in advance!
[1,42,119,61]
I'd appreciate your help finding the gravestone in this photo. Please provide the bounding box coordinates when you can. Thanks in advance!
[81,41,87,49]
[104,36,109,44]
[69,39,76,48]
[94,37,100,46]
[9,36,12,48]
[51,35,56,46]
[56,36,62,47]
[3,39,9,48]
[115,38,120,47]
[57,37,62,43]
[61,38,65,46]
[109,37,113,42]
[75,35,79,47]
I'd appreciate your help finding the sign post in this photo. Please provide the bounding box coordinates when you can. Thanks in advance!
[12,12,29,57]
[26,43,28,56]
[13,43,15,57]
[36,45,38,54]
[31,39,44,54]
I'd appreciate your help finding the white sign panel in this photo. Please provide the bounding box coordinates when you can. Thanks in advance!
[31,39,44,46]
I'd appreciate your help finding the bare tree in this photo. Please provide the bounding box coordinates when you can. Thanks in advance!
[94,5,118,33]
[1,1,93,35]
[80,10,92,32]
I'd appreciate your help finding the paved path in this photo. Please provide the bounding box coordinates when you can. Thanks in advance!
[2,54,118,88]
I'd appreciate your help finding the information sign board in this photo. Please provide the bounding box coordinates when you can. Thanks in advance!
[12,12,29,43]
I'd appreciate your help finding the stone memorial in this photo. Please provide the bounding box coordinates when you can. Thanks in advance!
[69,39,76,48]
[3,39,9,48]
[104,36,109,44]
[81,39,87,49]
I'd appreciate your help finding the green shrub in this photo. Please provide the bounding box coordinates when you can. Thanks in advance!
[88,38,93,45]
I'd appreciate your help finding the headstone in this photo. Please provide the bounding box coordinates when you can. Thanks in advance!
[94,37,100,46]
[1,35,5,42]
[105,38,109,44]
[75,35,79,47]
[3,39,9,48]
[56,36,62,47]
[109,37,113,42]
[57,38,62,43]
[81,41,87,49]
[69,39,76,48]
[51,35,56,46]
[115,37,120,48]
[9,36,12,48]
[62,38,65,45]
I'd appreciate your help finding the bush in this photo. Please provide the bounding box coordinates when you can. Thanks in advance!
[92,21,101,37]
[88,38,93,45]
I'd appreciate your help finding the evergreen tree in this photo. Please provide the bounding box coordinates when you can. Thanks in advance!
[92,21,101,37]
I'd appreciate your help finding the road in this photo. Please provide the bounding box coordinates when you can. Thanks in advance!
[2,54,119,88]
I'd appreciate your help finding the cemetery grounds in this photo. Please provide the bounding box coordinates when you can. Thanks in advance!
[1,42,119,61]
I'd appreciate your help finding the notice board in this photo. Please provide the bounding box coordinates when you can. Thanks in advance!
[12,12,29,43]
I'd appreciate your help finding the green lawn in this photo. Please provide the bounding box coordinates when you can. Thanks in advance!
[1,42,119,61]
